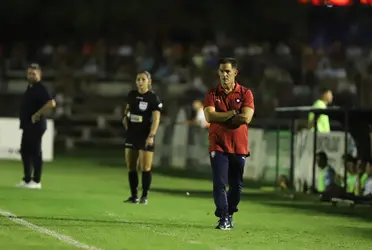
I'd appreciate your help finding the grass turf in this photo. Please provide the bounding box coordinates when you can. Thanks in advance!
[0,156,371,250]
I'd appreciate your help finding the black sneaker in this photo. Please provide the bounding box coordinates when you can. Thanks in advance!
[139,197,148,205]
[229,215,234,228]
[124,197,139,204]
[215,216,232,230]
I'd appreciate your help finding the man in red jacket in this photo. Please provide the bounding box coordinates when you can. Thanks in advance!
[204,57,254,230]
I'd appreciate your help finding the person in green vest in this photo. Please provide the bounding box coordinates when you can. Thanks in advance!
[355,160,372,196]
[308,88,333,132]
[363,163,372,196]
[316,151,337,193]
[341,154,357,194]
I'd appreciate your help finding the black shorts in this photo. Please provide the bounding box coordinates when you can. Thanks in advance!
[125,135,155,152]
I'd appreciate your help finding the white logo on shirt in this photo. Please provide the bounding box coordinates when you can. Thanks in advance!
[139,101,148,111]
[210,151,215,158]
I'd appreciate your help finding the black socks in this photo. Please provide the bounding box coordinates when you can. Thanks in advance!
[128,171,139,198]
[141,171,152,198]
[128,171,152,198]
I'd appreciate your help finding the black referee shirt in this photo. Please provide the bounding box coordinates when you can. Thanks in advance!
[19,82,52,131]
[126,90,162,135]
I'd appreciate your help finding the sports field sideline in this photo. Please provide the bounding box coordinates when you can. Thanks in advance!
[0,154,371,250]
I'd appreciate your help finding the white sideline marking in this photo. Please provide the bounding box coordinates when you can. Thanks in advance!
[0,209,101,250]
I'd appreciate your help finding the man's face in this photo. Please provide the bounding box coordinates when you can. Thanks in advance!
[323,90,333,104]
[346,161,355,173]
[27,68,41,83]
[218,63,237,88]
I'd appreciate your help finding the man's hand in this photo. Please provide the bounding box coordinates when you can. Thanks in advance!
[31,99,56,123]
[31,113,40,123]
[231,107,254,125]
[145,135,155,147]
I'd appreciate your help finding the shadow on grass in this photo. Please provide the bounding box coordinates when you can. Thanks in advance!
[340,226,372,240]
[264,201,372,222]
[152,187,372,222]
[1,215,210,229]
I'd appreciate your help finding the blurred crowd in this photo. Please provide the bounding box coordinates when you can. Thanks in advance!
[1,35,372,117]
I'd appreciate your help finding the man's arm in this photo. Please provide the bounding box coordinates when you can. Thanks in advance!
[203,106,236,123]
[231,107,254,125]
[231,89,255,125]
[203,90,236,123]
[33,100,56,118]
[184,120,200,126]
[32,85,56,121]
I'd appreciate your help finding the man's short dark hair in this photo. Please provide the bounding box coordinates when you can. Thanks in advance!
[317,151,328,162]
[28,63,41,70]
[343,154,356,163]
[218,57,238,69]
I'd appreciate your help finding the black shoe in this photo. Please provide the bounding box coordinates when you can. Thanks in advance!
[215,216,232,230]
[229,215,234,228]
[139,197,148,205]
[124,197,139,204]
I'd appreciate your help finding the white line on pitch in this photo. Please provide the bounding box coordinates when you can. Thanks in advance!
[0,209,102,250]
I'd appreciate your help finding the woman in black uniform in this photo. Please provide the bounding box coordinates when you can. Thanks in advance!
[123,71,162,204]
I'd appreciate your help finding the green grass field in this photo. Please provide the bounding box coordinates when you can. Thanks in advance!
[0,154,371,250]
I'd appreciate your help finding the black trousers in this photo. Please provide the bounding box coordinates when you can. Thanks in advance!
[210,151,246,217]
[20,128,45,183]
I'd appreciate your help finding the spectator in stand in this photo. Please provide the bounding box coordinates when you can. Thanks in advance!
[185,99,209,128]
[316,152,337,193]
[308,88,333,133]
[341,154,357,194]
[362,163,372,196]
[355,160,372,196]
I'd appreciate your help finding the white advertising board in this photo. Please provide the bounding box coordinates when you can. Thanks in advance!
[0,118,54,161]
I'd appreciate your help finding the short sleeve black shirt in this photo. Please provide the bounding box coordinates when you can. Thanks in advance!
[20,82,52,131]
[126,90,162,136]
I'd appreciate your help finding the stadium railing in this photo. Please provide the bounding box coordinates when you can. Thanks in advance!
[1,108,358,192]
